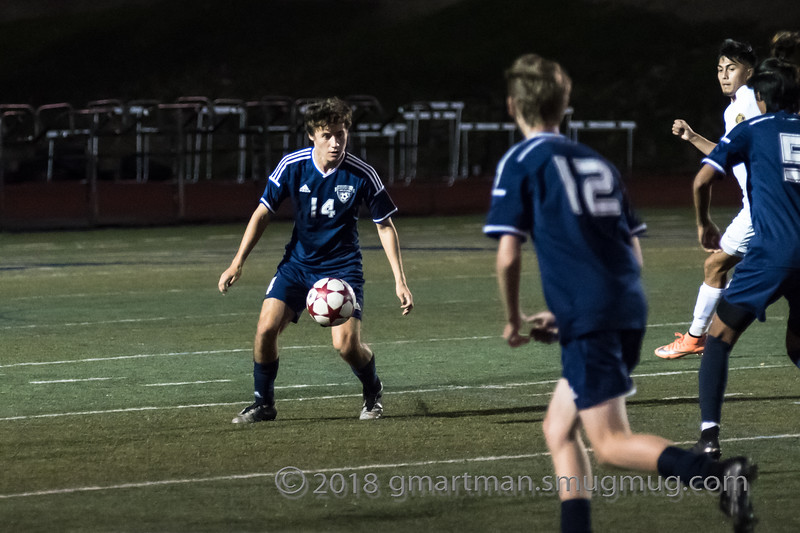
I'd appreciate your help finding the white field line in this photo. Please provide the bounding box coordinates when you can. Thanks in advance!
[1,297,500,331]
[0,349,252,368]
[29,377,120,384]
[4,335,785,370]
[2,364,794,422]
[0,381,560,422]
[2,288,194,303]
[2,314,785,332]
[649,315,785,329]
[143,379,232,387]
[0,312,250,330]
[2,433,799,500]
[0,336,498,368]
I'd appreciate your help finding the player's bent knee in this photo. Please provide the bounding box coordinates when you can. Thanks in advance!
[332,331,357,353]
[587,434,625,466]
[255,319,282,339]
[703,254,729,285]
[542,414,577,452]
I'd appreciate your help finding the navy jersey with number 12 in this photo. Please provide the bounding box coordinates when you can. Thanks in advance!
[261,147,397,271]
[483,133,647,341]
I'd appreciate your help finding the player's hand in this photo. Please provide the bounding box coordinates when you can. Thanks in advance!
[526,311,559,344]
[397,283,414,315]
[697,223,722,252]
[218,265,242,294]
[672,119,696,142]
[503,321,530,348]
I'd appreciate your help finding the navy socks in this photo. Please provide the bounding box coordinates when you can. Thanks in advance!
[352,354,381,395]
[698,334,732,425]
[253,359,279,406]
[657,445,720,484]
[561,498,591,533]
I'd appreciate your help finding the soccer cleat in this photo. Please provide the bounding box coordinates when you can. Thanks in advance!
[359,384,383,420]
[231,402,277,424]
[719,456,757,533]
[654,332,706,359]
[691,427,722,459]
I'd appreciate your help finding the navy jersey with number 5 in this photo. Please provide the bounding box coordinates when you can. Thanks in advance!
[483,133,647,341]
[261,147,397,270]
[703,111,800,269]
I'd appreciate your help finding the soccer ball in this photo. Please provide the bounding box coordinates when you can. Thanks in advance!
[306,277,356,327]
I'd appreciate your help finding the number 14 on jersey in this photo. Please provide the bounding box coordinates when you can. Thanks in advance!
[310,197,336,218]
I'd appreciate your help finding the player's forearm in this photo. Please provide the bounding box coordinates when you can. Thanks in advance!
[231,205,270,266]
[689,135,716,156]
[631,236,643,268]
[376,220,408,285]
[693,165,717,226]
[496,235,523,323]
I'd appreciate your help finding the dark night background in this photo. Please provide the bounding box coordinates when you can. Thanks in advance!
[0,0,797,173]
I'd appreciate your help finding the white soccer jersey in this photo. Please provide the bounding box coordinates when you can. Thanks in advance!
[723,85,762,206]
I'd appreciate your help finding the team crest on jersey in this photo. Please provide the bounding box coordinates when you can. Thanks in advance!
[735,113,746,124]
[335,185,355,203]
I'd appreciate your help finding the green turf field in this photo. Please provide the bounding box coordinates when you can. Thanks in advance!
[1,210,798,532]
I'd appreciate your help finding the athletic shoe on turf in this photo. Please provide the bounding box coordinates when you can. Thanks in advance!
[719,456,757,533]
[654,332,706,359]
[231,402,277,424]
[691,426,722,459]
[359,384,383,420]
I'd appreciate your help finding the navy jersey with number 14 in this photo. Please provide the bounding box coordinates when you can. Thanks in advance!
[261,147,397,271]
[484,133,647,342]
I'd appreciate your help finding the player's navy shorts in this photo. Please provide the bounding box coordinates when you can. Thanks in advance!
[561,329,643,410]
[265,261,364,323]
[720,260,800,325]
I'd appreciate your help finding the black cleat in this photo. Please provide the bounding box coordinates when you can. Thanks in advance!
[691,426,721,459]
[232,402,277,424]
[719,456,757,533]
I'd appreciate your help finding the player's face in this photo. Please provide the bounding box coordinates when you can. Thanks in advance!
[717,56,752,98]
[309,123,348,170]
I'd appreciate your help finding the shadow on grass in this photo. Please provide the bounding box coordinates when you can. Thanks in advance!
[235,393,800,425]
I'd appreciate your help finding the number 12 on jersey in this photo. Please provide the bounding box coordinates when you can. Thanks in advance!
[554,156,622,217]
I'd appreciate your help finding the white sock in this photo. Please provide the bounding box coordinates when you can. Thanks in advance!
[701,421,720,432]
[689,283,724,337]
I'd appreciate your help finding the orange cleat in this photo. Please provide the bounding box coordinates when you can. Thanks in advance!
[654,332,706,359]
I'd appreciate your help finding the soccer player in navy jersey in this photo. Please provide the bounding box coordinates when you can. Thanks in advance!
[218,97,413,423]
[692,58,800,458]
[484,53,755,533]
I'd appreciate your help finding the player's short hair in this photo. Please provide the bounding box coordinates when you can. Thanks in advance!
[747,57,800,113]
[505,54,572,128]
[770,30,800,67]
[304,97,353,136]
[718,39,757,68]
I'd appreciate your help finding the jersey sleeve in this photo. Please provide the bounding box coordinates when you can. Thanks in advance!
[260,155,294,212]
[703,121,749,176]
[348,155,397,222]
[368,187,398,222]
[483,148,531,240]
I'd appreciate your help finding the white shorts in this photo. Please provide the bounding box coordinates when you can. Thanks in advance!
[719,208,754,258]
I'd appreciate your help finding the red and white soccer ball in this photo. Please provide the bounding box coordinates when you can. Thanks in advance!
[306,277,356,327]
